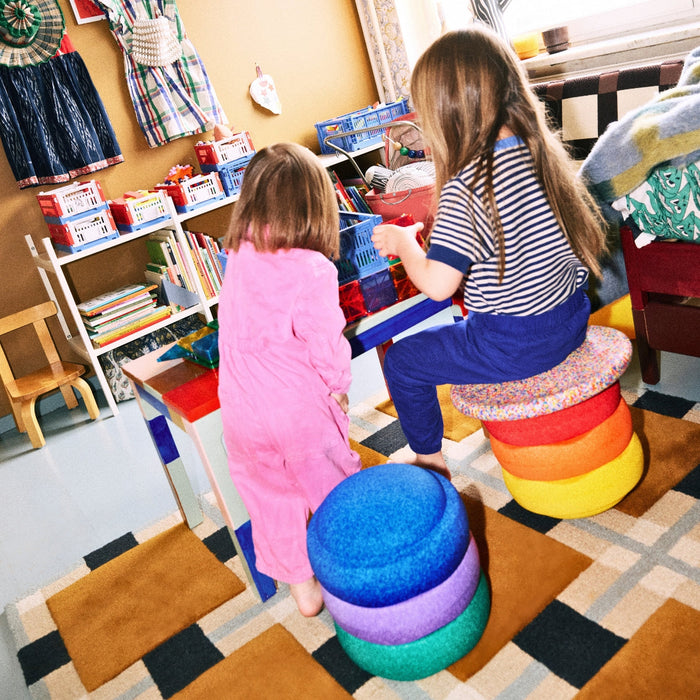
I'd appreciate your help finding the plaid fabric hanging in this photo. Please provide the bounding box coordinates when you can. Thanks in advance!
[93,0,227,148]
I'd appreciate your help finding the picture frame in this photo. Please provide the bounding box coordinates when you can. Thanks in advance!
[68,0,106,24]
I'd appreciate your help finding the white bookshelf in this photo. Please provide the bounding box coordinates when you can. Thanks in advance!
[26,194,237,416]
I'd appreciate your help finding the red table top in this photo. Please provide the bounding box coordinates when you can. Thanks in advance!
[122,345,220,423]
[162,368,220,423]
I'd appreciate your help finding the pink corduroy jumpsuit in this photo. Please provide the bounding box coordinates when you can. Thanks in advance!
[217,241,362,584]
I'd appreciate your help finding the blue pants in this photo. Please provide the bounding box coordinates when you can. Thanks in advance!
[383,289,591,455]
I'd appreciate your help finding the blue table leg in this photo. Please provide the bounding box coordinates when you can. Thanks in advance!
[133,386,203,529]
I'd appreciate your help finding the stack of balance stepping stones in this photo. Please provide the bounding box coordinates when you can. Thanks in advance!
[451,325,644,519]
[307,463,489,680]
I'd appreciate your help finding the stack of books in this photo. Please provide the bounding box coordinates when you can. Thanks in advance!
[78,284,171,348]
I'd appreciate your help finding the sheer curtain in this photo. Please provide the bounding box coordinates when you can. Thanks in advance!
[354,1,511,102]
[354,0,412,103]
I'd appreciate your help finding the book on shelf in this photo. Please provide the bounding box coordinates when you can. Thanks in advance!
[183,230,215,298]
[330,171,372,214]
[197,238,221,295]
[146,230,195,292]
[144,262,181,298]
[331,171,355,212]
[89,305,172,347]
[85,301,158,335]
[346,185,372,214]
[199,232,224,289]
[78,284,157,318]
[186,231,224,297]
[81,286,160,340]
[83,297,157,332]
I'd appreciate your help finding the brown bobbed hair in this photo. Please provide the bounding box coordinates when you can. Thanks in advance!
[410,26,608,280]
[224,142,340,258]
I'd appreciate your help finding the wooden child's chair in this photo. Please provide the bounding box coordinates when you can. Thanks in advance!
[0,301,99,448]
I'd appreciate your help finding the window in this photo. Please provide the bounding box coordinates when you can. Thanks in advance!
[501,0,699,46]
[396,0,700,77]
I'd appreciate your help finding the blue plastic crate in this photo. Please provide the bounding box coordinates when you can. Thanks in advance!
[201,153,254,198]
[115,213,171,233]
[173,192,227,214]
[54,230,120,254]
[316,99,409,155]
[336,211,387,285]
[42,201,109,226]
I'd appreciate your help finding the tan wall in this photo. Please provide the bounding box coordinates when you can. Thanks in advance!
[0,0,378,419]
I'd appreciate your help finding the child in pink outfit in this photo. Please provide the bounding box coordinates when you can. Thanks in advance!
[217,142,361,616]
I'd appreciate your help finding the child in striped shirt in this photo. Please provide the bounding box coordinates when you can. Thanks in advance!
[371,26,608,479]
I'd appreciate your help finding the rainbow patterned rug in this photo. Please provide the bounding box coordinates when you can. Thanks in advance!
[6,383,700,698]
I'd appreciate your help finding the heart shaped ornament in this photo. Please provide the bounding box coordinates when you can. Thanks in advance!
[250,65,282,115]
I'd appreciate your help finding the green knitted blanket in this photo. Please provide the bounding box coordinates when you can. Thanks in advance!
[580,46,700,221]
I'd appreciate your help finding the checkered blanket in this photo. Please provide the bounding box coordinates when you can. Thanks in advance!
[580,45,700,221]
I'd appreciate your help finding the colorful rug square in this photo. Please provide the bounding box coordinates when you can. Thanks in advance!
[45,523,244,691]
[576,599,700,698]
[172,623,351,699]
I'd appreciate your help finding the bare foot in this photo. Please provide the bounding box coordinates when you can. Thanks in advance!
[413,453,452,482]
[289,577,324,617]
[387,452,452,481]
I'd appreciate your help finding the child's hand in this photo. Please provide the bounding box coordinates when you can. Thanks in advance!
[372,222,425,259]
[331,392,349,413]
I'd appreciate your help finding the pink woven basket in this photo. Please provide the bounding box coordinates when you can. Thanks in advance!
[365,184,435,227]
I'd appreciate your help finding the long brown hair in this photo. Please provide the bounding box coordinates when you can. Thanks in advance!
[410,26,607,279]
[224,142,340,258]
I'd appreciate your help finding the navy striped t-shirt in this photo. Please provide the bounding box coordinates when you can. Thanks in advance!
[426,136,589,316]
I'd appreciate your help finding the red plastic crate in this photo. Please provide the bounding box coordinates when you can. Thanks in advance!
[339,279,368,323]
[47,207,119,252]
[154,173,225,212]
[194,131,255,165]
[37,180,107,222]
[109,190,169,231]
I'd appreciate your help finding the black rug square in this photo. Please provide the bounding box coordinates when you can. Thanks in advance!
[674,464,700,499]
[312,635,372,695]
[514,600,626,688]
[203,526,237,563]
[84,532,138,571]
[17,630,71,686]
[632,391,695,419]
[498,500,561,534]
[360,419,407,456]
[143,623,224,698]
